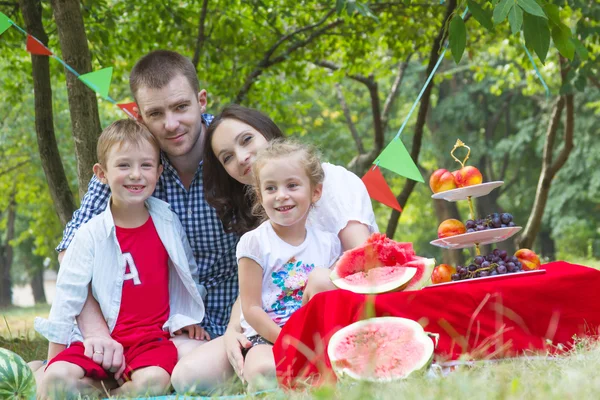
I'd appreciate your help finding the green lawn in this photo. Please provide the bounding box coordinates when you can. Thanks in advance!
[0,304,49,361]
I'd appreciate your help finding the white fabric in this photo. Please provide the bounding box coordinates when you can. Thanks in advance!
[34,197,206,345]
[236,221,341,338]
[308,163,379,236]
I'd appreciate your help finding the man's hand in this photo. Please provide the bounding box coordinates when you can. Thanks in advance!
[223,329,251,380]
[174,325,211,341]
[83,335,126,380]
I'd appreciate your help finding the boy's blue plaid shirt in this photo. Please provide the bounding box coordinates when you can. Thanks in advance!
[56,114,239,337]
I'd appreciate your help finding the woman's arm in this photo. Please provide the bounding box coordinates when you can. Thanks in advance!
[238,257,281,344]
[338,220,371,251]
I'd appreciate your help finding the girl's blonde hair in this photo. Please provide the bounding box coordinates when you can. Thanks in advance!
[250,139,324,221]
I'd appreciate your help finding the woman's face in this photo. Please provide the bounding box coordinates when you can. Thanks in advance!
[211,118,269,185]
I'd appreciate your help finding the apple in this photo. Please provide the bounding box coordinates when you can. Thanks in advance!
[429,169,457,193]
[514,248,541,271]
[432,264,456,284]
[452,166,483,188]
[437,219,467,239]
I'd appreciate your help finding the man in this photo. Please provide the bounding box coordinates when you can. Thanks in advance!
[53,50,248,390]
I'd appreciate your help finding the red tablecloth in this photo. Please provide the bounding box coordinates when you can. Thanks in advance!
[273,262,600,387]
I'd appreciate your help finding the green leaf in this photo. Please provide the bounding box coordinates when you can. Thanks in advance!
[335,0,345,14]
[516,0,547,19]
[449,15,467,64]
[523,13,550,63]
[493,0,514,25]
[571,37,589,61]
[467,0,494,31]
[551,23,575,60]
[542,3,561,26]
[508,4,523,34]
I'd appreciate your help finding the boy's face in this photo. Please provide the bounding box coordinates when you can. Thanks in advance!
[135,74,207,159]
[93,140,163,209]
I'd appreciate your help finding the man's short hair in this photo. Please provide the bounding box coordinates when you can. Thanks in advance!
[129,50,200,100]
[97,119,160,166]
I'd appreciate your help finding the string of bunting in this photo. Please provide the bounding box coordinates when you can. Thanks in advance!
[361,3,549,212]
[0,11,139,120]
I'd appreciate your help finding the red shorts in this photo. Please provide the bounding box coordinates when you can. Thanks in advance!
[46,338,177,381]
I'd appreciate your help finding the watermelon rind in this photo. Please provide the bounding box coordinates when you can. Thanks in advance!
[330,266,417,294]
[403,257,436,291]
[0,347,36,400]
[327,317,434,382]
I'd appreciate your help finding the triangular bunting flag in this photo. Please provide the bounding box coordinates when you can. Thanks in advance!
[26,35,52,56]
[362,166,402,212]
[375,138,424,183]
[0,12,12,36]
[78,67,113,99]
[118,102,140,120]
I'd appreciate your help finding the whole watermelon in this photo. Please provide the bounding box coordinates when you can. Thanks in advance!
[0,348,36,400]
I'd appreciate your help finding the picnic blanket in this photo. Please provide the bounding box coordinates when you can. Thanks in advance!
[273,261,600,387]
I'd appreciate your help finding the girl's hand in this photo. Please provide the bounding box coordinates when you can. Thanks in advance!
[174,325,211,341]
[223,329,252,380]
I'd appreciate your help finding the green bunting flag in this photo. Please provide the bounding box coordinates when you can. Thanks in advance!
[375,138,424,183]
[78,67,113,99]
[0,12,12,36]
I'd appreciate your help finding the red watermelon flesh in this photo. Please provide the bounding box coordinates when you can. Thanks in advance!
[331,233,434,293]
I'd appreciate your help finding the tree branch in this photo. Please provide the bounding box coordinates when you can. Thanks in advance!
[192,0,209,69]
[0,158,30,177]
[335,83,365,154]
[381,53,413,132]
[235,11,342,103]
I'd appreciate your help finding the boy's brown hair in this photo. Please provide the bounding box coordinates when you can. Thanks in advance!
[97,119,160,166]
[129,50,199,100]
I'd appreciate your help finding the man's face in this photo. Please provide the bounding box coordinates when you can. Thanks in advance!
[135,74,207,158]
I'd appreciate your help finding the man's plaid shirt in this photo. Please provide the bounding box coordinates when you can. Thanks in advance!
[56,114,239,337]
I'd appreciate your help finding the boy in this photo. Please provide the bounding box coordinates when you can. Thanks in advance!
[34,119,207,398]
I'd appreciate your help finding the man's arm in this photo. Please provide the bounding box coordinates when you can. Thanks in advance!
[56,175,111,253]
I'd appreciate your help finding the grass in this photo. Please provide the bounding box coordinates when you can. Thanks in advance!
[0,304,49,361]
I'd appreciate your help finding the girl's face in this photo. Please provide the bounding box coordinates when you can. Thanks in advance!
[257,155,322,228]
[211,118,269,185]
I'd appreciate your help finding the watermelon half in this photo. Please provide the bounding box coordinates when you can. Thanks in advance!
[330,233,435,294]
[0,348,36,400]
[328,317,434,382]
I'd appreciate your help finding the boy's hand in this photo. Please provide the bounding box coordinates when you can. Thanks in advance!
[174,325,210,341]
[83,335,126,378]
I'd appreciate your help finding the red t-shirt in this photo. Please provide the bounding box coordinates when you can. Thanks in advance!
[111,216,170,347]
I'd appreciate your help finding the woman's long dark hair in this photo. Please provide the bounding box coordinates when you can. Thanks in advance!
[203,105,285,235]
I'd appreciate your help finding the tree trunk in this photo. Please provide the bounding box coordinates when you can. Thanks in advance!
[51,0,102,199]
[432,199,465,266]
[385,0,457,238]
[20,0,76,226]
[31,268,47,304]
[0,193,17,308]
[517,92,574,249]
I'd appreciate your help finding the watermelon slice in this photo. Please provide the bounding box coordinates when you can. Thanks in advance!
[328,317,434,382]
[330,233,434,294]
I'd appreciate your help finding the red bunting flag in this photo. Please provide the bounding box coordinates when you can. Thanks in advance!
[361,166,402,212]
[117,102,140,120]
[26,35,52,56]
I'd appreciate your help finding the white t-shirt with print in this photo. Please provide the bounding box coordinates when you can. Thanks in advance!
[236,221,341,338]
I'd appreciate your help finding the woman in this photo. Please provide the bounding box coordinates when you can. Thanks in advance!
[171,105,378,392]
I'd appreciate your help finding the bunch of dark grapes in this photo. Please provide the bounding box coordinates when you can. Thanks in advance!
[451,248,523,281]
[465,212,515,233]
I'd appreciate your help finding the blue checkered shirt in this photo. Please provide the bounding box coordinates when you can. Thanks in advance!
[56,114,239,337]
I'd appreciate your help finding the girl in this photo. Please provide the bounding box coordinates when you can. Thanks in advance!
[236,140,341,389]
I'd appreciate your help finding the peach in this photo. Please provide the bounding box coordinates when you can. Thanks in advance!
[452,166,483,188]
[429,169,457,193]
[431,264,456,284]
[514,248,541,271]
[437,219,467,238]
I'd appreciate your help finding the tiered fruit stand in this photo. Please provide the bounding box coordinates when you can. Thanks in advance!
[426,140,544,286]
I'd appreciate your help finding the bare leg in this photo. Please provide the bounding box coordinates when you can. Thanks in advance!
[111,366,170,397]
[39,361,117,400]
[302,267,337,305]
[242,344,277,393]
[171,335,207,361]
[171,336,235,394]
